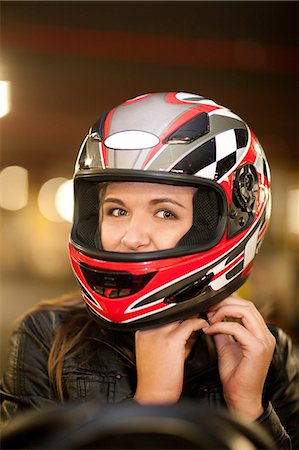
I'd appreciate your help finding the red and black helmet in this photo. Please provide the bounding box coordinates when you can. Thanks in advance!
[69,92,271,330]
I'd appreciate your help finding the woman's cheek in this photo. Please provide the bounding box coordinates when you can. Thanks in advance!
[101,222,116,251]
[153,225,181,250]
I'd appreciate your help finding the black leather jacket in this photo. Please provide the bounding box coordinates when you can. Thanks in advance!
[1,308,299,448]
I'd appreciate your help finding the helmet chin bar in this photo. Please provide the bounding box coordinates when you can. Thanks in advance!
[80,263,213,302]
[85,273,248,332]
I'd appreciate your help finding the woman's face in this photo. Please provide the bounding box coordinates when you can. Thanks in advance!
[100,182,196,252]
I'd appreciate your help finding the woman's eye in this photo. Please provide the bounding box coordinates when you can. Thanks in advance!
[156,210,176,220]
[109,208,128,217]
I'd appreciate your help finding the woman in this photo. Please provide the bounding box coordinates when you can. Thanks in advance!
[1,92,298,448]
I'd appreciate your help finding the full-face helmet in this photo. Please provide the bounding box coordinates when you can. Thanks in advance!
[69,92,271,330]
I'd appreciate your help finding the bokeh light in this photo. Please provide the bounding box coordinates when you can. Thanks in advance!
[55,179,74,223]
[0,81,11,118]
[0,166,28,210]
[287,188,299,235]
[38,177,68,222]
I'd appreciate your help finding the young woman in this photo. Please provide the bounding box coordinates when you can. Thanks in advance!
[1,92,298,448]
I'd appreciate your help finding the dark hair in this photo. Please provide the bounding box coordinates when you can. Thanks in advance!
[18,292,93,400]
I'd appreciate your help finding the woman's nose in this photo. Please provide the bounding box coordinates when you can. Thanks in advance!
[121,217,151,251]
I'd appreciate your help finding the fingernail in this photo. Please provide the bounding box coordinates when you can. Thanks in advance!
[202,326,210,332]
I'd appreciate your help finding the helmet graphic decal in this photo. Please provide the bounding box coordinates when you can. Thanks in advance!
[69,92,271,330]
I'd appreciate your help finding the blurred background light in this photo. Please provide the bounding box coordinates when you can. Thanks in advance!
[0,166,28,210]
[55,179,74,223]
[287,188,299,235]
[0,81,11,118]
[38,177,69,222]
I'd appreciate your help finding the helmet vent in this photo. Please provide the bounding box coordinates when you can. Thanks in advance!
[166,112,209,144]
[165,273,213,304]
[172,138,216,175]
[80,264,157,298]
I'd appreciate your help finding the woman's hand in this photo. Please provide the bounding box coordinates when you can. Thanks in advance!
[134,317,209,404]
[203,295,276,421]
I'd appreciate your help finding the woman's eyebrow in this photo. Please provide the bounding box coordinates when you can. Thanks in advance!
[103,197,125,205]
[103,197,186,209]
[150,198,186,209]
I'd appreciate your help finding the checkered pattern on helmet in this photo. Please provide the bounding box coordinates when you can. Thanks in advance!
[172,128,248,181]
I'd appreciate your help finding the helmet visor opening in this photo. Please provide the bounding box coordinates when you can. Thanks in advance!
[71,176,227,261]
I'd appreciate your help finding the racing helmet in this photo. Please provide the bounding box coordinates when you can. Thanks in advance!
[69,92,271,330]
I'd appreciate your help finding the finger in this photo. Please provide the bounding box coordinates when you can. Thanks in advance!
[136,317,207,341]
[208,295,252,311]
[174,317,209,341]
[203,321,260,351]
[216,302,267,330]
[204,320,275,357]
[208,304,269,339]
[205,321,275,366]
[213,332,236,352]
